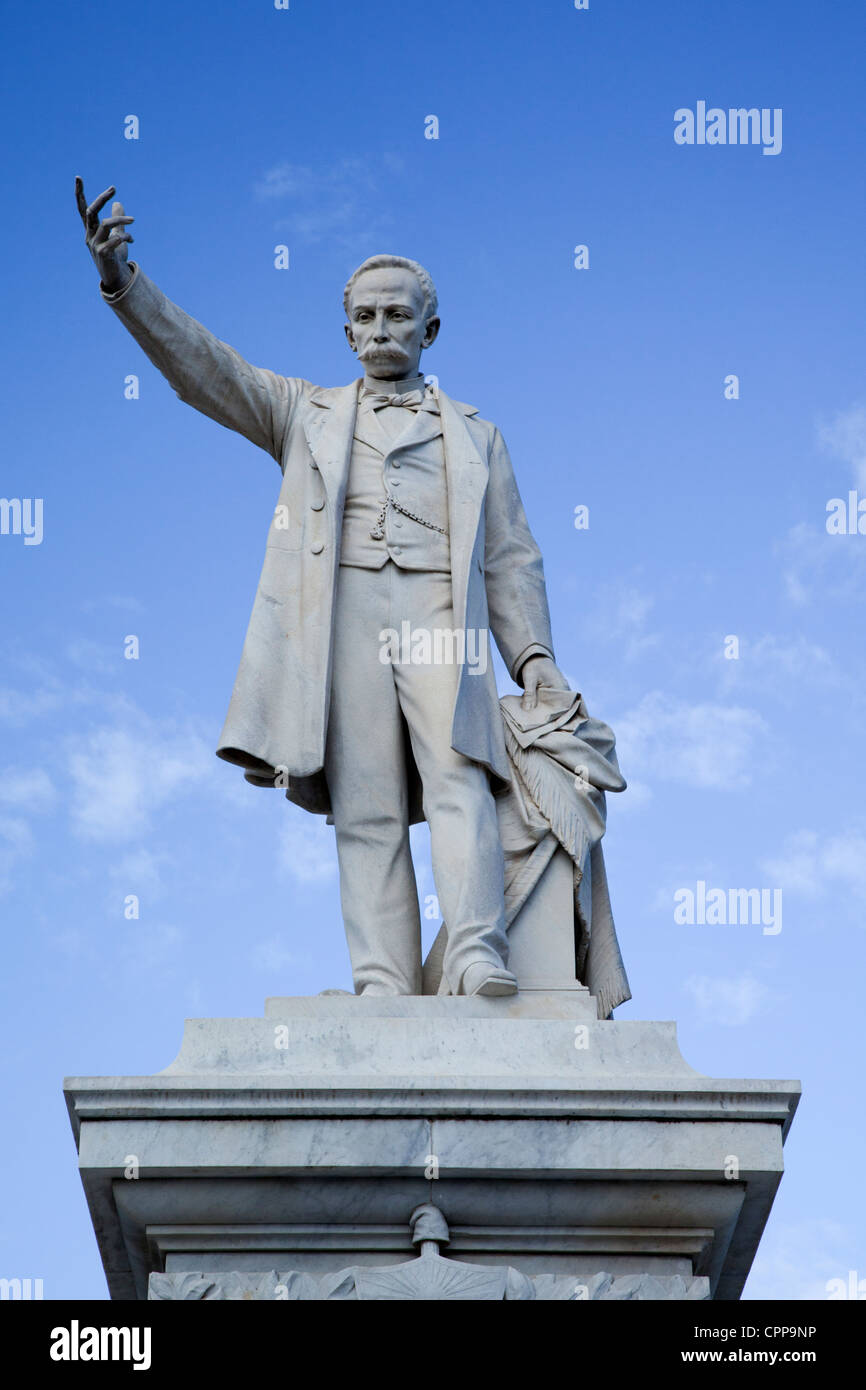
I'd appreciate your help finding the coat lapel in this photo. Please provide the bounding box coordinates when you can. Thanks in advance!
[438,389,488,627]
[351,402,390,456]
[388,401,443,454]
[302,381,362,518]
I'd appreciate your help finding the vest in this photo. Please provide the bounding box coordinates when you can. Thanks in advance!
[339,390,451,572]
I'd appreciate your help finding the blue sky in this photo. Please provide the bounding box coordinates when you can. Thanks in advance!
[1,0,864,1299]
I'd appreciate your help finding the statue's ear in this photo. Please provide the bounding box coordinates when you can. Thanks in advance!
[344,322,356,351]
[423,316,441,349]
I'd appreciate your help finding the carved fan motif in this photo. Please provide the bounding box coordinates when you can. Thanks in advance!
[355,1255,508,1301]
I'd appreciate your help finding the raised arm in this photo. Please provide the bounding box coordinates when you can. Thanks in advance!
[75,178,299,461]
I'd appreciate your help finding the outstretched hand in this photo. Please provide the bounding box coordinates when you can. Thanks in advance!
[75,177,134,292]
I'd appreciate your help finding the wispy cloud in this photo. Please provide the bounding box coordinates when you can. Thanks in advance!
[80,595,146,615]
[0,768,56,894]
[818,403,866,490]
[684,973,769,1025]
[586,580,660,663]
[66,714,215,843]
[254,155,405,250]
[108,847,170,900]
[615,692,767,790]
[278,807,338,884]
[745,1218,859,1301]
[251,937,305,974]
[761,829,866,901]
[65,638,125,677]
[0,768,55,811]
[0,815,34,896]
[0,677,96,726]
[777,522,866,605]
[715,633,844,701]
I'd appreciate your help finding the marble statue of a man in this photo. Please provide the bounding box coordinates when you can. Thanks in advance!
[76,179,570,999]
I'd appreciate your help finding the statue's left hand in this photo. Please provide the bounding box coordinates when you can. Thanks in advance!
[520,656,570,711]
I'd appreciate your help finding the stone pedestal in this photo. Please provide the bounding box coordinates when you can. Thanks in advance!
[64,991,799,1300]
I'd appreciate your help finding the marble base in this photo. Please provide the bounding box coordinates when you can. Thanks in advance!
[64,995,799,1301]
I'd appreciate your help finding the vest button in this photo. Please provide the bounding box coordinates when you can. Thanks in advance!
[392,545,403,555]
[310,542,324,554]
[394,520,403,527]
[310,499,325,511]
[391,459,401,469]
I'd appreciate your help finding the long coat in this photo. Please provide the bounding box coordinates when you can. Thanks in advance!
[104,266,556,816]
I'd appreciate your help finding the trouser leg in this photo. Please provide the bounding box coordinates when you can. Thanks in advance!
[324,563,422,995]
[389,569,509,994]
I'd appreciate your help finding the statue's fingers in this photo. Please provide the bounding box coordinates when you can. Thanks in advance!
[101,232,134,255]
[91,202,130,245]
[85,184,116,229]
[92,216,133,249]
[75,176,88,224]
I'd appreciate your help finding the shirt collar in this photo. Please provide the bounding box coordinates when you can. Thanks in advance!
[359,374,433,400]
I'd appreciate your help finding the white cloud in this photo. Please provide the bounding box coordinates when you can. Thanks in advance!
[718,633,841,695]
[683,973,769,1026]
[777,522,866,605]
[278,809,338,884]
[744,1218,860,1301]
[65,638,122,677]
[108,848,169,899]
[0,679,93,726]
[251,937,303,973]
[615,692,767,790]
[762,829,866,901]
[0,769,56,894]
[66,715,214,842]
[80,595,145,615]
[0,815,34,896]
[0,768,55,811]
[586,580,660,662]
[818,403,866,490]
[254,156,403,249]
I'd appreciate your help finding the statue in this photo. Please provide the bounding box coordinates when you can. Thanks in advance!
[75,178,629,1011]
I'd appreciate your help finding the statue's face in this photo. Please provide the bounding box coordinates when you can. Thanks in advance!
[345,267,439,379]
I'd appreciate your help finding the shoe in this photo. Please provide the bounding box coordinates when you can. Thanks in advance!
[461,962,518,997]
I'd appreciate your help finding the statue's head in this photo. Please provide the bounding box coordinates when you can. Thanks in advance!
[343,254,440,380]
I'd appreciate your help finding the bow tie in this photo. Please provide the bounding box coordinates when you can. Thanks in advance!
[361,386,437,412]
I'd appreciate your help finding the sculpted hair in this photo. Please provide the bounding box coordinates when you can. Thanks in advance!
[343,255,439,322]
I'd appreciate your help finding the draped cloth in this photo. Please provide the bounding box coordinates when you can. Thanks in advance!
[423,688,631,1019]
